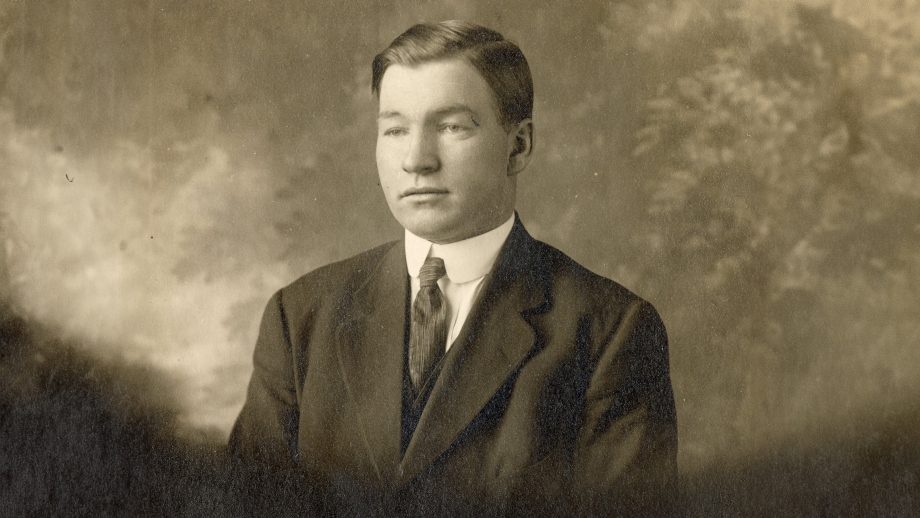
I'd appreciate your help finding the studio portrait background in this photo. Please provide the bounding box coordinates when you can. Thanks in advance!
[1,0,918,515]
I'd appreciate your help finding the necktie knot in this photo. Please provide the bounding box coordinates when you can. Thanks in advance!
[418,256,446,288]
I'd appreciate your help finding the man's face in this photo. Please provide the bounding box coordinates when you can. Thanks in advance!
[376,58,520,244]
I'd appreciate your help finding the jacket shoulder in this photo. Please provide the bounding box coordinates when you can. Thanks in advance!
[527,237,665,333]
[276,240,399,312]
[527,237,668,358]
[532,238,644,305]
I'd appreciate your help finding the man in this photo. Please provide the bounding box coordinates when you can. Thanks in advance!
[229,20,677,516]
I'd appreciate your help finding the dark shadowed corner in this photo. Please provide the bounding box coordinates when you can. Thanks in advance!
[0,300,322,516]
[680,405,920,517]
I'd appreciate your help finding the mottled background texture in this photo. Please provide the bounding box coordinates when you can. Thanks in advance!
[1,0,918,515]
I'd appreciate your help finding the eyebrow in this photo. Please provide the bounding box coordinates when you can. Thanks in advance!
[377,110,403,120]
[377,104,481,122]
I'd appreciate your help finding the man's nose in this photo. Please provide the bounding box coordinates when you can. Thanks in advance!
[402,131,440,174]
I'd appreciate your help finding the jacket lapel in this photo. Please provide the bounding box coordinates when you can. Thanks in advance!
[398,220,551,484]
[335,241,407,486]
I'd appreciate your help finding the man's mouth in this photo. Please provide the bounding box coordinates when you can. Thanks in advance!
[400,188,449,199]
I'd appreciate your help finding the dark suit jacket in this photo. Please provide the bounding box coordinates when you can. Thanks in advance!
[229,218,677,516]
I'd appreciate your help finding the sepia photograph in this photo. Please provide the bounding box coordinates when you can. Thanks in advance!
[1,1,918,515]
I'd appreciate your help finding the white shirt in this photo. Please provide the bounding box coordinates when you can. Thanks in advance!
[405,214,515,351]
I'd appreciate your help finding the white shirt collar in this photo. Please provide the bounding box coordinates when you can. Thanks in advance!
[405,214,515,284]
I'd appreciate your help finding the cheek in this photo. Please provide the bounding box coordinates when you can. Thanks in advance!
[375,144,398,184]
[450,139,505,172]
[466,144,510,185]
[376,169,397,197]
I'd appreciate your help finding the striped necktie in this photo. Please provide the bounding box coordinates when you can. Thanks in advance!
[408,256,448,393]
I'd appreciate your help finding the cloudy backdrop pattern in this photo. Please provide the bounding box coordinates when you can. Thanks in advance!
[1,0,919,514]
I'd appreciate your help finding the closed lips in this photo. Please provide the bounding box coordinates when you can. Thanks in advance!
[401,188,448,197]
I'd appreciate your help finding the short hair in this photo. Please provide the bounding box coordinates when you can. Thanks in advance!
[371,20,533,128]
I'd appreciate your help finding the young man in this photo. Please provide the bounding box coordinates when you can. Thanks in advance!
[230,20,677,515]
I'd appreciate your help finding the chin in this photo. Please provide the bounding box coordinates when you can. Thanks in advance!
[400,215,459,243]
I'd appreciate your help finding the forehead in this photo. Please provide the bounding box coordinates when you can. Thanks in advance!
[377,58,499,119]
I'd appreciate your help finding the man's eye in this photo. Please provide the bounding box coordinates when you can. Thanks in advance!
[439,123,467,134]
[382,127,407,137]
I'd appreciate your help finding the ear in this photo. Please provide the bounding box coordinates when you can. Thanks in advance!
[506,119,534,176]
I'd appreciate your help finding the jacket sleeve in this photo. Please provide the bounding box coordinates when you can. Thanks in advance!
[572,299,679,515]
[227,290,300,469]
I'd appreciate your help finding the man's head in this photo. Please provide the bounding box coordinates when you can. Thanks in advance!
[372,21,533,130]
[372,21,534,244]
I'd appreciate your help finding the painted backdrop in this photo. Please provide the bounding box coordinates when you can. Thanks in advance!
[1,0,918,515]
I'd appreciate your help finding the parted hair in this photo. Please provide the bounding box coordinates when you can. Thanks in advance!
[371,20,533,128]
